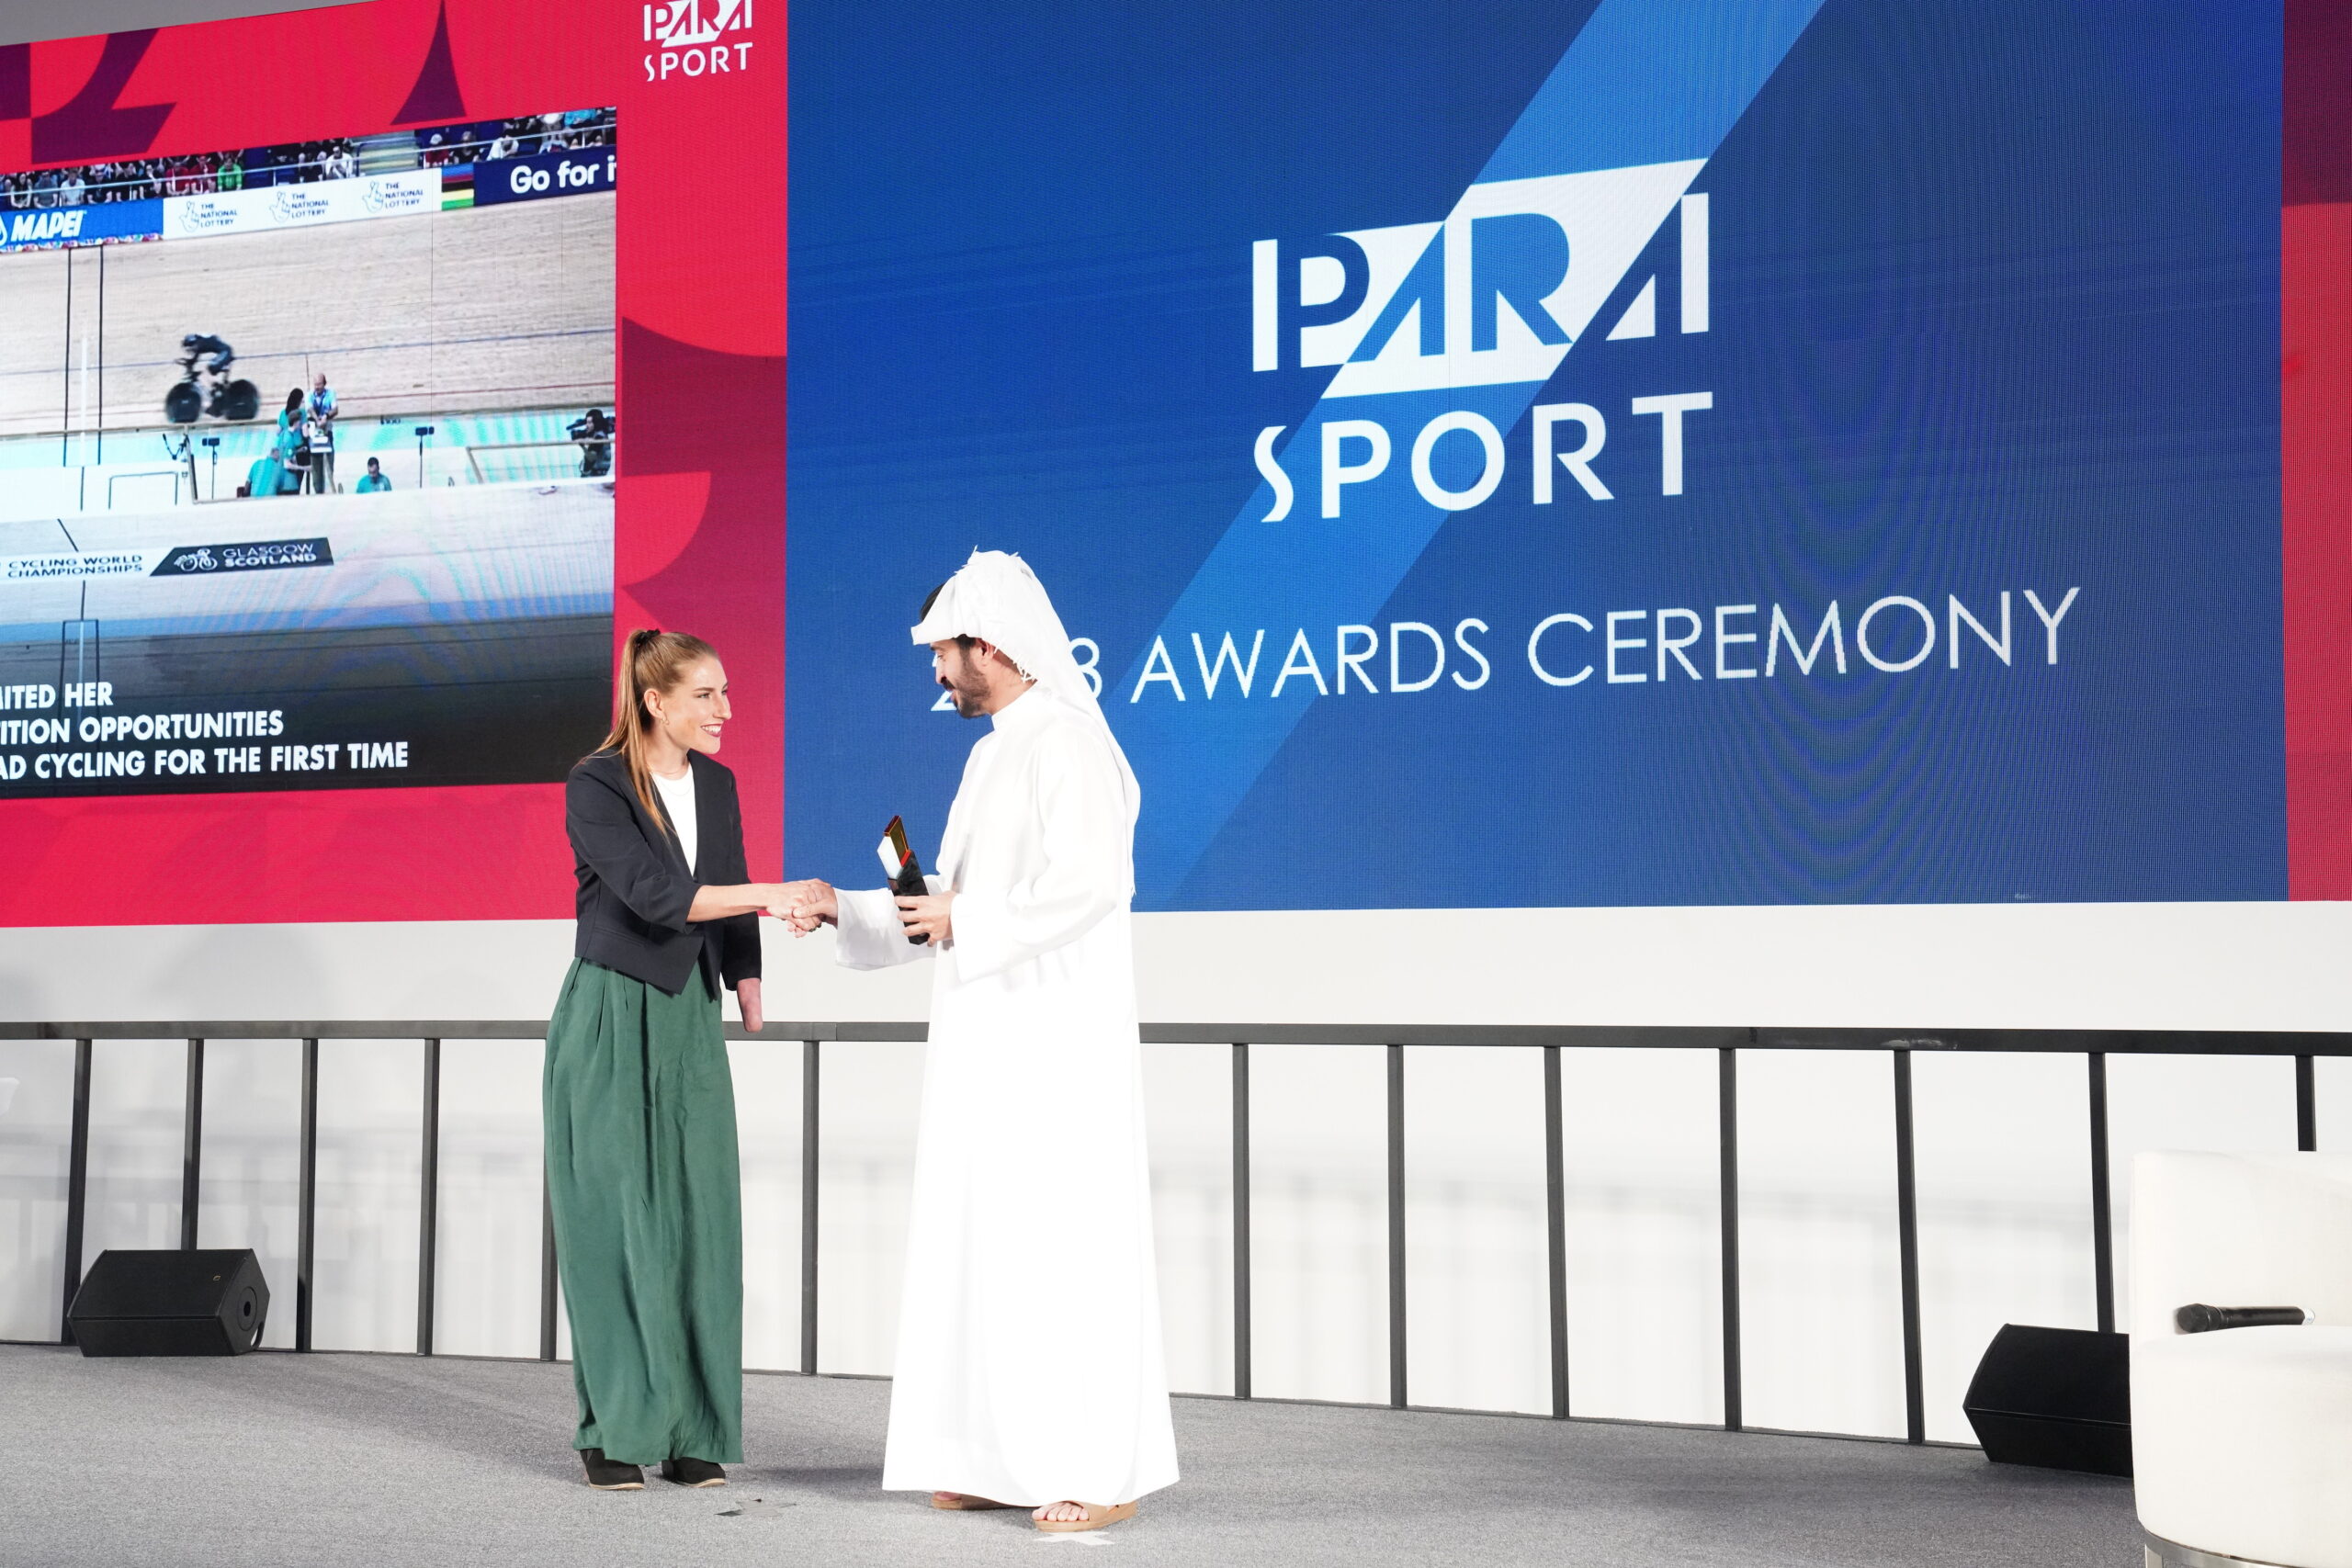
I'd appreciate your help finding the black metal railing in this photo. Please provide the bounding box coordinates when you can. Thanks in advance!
[5,1020,2345,1441]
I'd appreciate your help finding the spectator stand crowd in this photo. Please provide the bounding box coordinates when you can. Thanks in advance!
[414,108,615,167]
[3,112,611,211]
[3,140,361,209]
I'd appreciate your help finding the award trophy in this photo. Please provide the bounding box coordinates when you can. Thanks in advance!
[876,815,930,944]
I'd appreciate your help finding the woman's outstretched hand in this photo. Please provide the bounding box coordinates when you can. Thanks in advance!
[773,879,837,935]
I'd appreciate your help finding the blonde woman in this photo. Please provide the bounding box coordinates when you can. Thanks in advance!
[548,629,796,1491]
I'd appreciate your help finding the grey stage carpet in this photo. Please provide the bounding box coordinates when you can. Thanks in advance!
[0,1345,2139,1567]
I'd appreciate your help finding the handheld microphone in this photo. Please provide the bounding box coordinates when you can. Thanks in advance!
[2175,1303,2307,1334]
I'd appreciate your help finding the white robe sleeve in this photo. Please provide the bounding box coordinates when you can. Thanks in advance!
[950,725,1130,982]
[833,884,937,970]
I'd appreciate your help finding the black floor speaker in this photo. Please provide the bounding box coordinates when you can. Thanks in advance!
[1962,1323,2130,1476]
[68,1249,270,1357]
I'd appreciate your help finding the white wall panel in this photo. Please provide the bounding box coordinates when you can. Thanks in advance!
[6,899,2352,1036]
[1737,1050,1904,1438]
[311,1038,424,1353]
[1403,1045,1548,1415]
[0,1040,74,1341]
[2105,1054,2296,1329]
[0,921,580,1025]
[732,1036,805,1374]
[192,1039,301,1348]
[1143,1041,1232,1397]
[2320,1055,2352,1151]
[1130,904,2352,1032]
[815,1040,923,1376]
[82,1038,187,1260]
[1559,1047,1723,1425]
[1911,1051,2095,1443]
[432,1039,544,1359]
[1247,1043,1386,1405]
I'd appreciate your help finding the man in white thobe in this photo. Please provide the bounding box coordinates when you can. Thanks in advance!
[789,550,1178,1532]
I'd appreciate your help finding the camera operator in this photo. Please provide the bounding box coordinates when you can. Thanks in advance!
[570,408,615,479]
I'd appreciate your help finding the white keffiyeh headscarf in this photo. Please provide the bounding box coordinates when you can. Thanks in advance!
[910,549,1138,819]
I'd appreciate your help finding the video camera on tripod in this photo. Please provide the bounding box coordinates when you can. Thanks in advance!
[568,408,614,479]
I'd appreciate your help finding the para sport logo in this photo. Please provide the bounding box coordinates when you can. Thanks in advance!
[1252,169,1709,392]
[1249,167,1716,517]
[643,0,754,80]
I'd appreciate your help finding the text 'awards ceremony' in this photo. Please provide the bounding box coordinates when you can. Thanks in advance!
[1,0,2349,1564]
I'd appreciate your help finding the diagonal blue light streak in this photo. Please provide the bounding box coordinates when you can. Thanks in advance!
[1113,0,1827,906]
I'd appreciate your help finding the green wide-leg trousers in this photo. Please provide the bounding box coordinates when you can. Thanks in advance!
[544,958,743,1464]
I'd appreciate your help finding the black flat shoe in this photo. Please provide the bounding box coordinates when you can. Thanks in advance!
[661,1457,727,1488]
[581,1448,645,1490]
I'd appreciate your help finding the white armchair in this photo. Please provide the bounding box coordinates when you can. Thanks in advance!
[2134,1152,2352,1568]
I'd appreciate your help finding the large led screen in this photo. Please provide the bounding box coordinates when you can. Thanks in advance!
[789,0,2350,911]
[0,0,783,923]
[0,113,617,796]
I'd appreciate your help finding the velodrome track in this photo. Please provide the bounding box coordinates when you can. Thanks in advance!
[0,189,614,439]
[0,482,611,796]
[0,480,610,637]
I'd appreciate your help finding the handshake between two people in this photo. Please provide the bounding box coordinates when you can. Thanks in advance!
[755,879,957,945]
[701,879,957,1036]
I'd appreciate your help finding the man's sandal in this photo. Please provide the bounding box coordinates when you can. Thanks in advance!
[931,1492,1014,1510]
[1035,1501,1137,1533]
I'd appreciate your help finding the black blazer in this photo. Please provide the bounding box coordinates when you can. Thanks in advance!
[566,750,761,997]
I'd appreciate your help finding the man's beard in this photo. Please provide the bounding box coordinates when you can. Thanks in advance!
[943,675,987,716]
